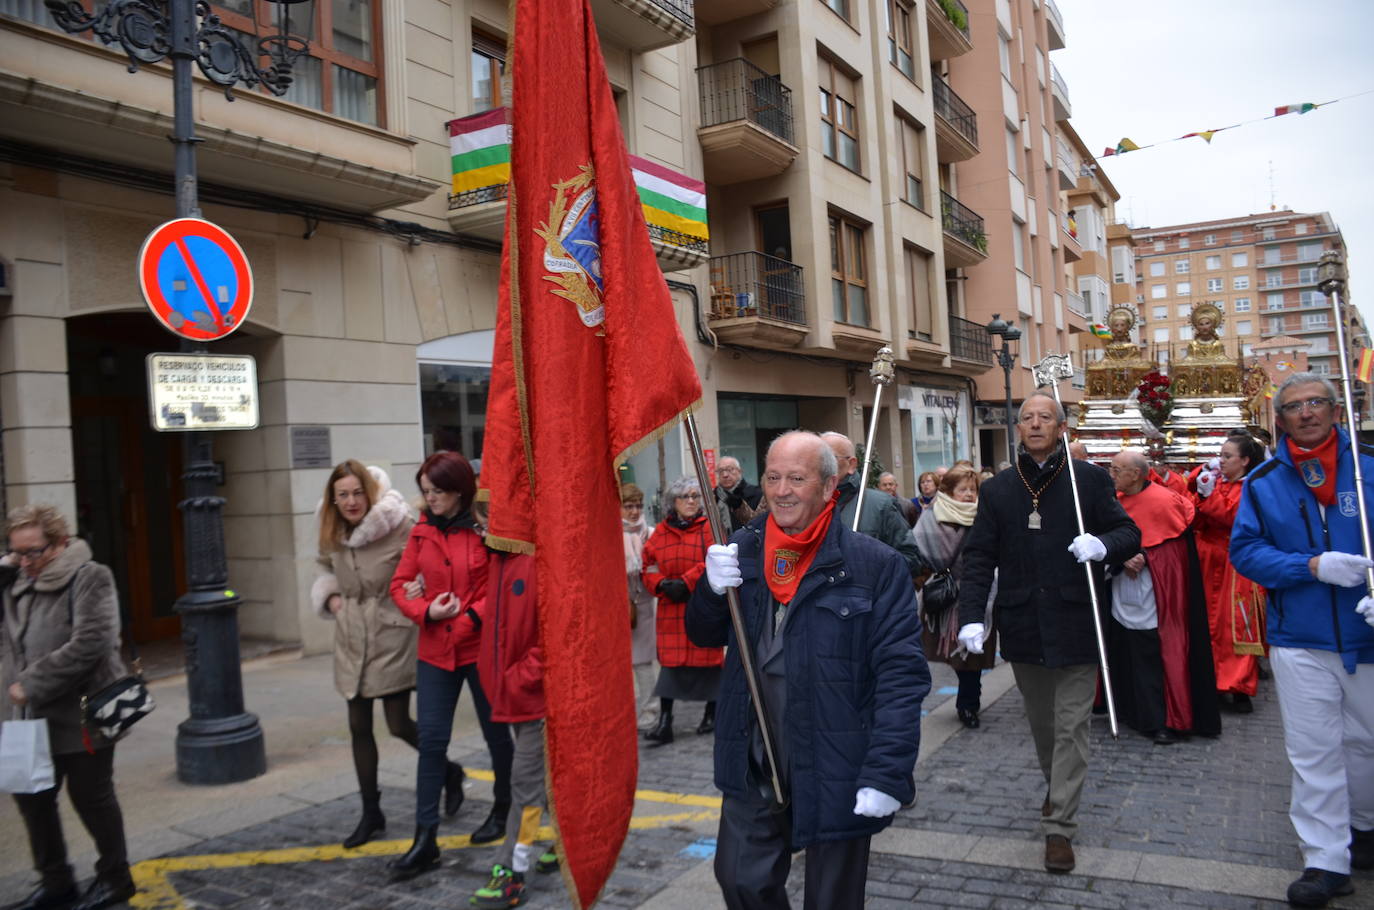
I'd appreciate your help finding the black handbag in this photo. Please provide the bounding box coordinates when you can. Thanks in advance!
[66,566,156,742]
[919,535,966,626]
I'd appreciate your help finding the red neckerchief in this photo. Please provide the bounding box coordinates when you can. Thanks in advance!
[1288,431,1338,507]
[763,499,836,605]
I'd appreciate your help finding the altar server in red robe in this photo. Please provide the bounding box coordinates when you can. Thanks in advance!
[1193,433,1268,711]
[1108,450,1221,742]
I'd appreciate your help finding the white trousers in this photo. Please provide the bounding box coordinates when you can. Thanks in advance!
[1271,646,1374,873]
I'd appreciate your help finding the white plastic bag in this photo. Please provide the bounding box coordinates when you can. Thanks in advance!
[0,715,55,794]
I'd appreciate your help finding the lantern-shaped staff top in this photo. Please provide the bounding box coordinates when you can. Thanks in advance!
[869,345,895,387]
[1317,250,1347,296]
[1032,353,1074,389]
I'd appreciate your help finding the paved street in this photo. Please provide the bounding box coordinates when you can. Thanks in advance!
[2,652,1370,909]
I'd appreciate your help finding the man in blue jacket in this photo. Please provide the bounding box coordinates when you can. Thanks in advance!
[1231,373,1374,909]
[686,430,929,909]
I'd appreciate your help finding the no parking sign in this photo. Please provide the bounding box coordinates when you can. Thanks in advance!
[138,218,253,341]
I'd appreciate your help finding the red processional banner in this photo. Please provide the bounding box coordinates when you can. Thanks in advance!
[479,0,703,905]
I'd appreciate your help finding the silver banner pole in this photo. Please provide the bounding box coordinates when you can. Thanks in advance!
[1317,251,1374,594]
[853,347,895,532]
[1032,354,1119,738]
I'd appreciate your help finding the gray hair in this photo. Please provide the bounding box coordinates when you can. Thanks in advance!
[1019,393,1066,424]
[665,475,700,502]
[1275,372,1339,410]
[767,431,838,484]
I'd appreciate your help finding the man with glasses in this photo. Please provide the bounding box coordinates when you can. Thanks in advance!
[714,456,763,535]
[1231,373,1374,908]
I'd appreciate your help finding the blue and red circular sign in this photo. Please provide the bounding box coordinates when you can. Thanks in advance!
[138,218,253,341]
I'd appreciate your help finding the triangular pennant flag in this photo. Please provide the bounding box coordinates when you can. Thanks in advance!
[1274,103,1317,116]
[1182,130,1217,144]
[1115,138,1140,154]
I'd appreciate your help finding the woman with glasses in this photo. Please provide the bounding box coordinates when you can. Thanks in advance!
[312,461,419,849]
[1,504,135,910]
[1194,432,1269,711]
[641,476,722,746]
[387,452,513,881]
[620,483,659,728]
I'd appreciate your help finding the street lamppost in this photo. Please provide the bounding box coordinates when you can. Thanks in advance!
[985,314,1022,467]
[45,0,315,783]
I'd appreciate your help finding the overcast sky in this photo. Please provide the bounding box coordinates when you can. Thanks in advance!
[1053,0,1374,329]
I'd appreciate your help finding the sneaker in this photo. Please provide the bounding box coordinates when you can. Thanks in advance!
[535,851,559,874]
[1286,868,1353,908]
[471,865,526,908]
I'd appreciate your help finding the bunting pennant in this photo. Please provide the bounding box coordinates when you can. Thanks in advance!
[1358,348,1374,384]
[1093,90,1370,161]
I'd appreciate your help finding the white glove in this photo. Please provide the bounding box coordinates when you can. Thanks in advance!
[1195,471,1216,498]
[957,622,985,655]
[1207,457,1221,473]
[1356,596,1374,629]
[1068,533,1107,563]
[705,543,742,595]
[852,787,901,818]
[1315,552,1374,588]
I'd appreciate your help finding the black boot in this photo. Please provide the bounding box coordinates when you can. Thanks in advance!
[343,792,386,849]
[388,825,440,881]
[444,762,466,818]
[470,802,510,845]
[643,706,673,747]
[696,702,716,735]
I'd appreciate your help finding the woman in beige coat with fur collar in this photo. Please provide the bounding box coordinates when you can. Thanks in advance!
[313,461,428,849]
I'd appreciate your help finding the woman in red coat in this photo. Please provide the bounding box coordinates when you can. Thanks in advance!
[640,476,723,746]
[1193,433,1268,711]
[386,452,514,881]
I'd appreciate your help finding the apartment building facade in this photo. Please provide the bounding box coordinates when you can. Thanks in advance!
[1129,210,1365,381]
[0,0,1026,651]
[945,0,1096,464]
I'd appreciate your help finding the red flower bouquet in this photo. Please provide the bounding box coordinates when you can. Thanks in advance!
[1135,371,1174,430]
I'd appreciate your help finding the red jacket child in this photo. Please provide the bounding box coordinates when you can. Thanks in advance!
[390,513,489,670]
[477,551,545,723]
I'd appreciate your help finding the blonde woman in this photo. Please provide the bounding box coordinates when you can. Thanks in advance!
[313,461,421,849]
[621,484,658,727]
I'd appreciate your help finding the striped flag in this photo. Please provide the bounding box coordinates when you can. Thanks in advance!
[448,107,510,195]
[1358,348,1374,383]
[1089,323,1114,340]
[1274,102,1317,116]
[629,154,708,243]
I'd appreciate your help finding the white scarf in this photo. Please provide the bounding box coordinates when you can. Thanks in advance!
[931,490,978,527]
[623,515,648,574]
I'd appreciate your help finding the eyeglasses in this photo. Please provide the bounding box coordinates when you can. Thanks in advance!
[1278,397,1334,416]
[8,544,51,562]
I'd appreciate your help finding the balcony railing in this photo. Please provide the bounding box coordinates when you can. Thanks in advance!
[1045,0,1065,45]
[934,0,970,39]
[1050,63,1070,101]
[932,76,978,147]
[698,58,794,145]
[949,315,992,363]
[940,190,987,253]
[708,251,806,325]
[647,0,694,27]
[1066,290,1087,318]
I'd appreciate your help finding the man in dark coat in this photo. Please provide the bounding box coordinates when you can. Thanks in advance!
[687,431,929,909]
[714,455,764,534]
[821,432,926,577]
[956,394,1139,874]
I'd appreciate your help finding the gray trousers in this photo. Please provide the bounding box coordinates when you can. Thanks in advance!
[494,719,547,870]
[715,789,870,910]
[1011,661,1098,839]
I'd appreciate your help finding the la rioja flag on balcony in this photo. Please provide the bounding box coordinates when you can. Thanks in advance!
[480,0,703,906]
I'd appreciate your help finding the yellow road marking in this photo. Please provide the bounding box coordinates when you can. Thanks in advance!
[128,779,721,910]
